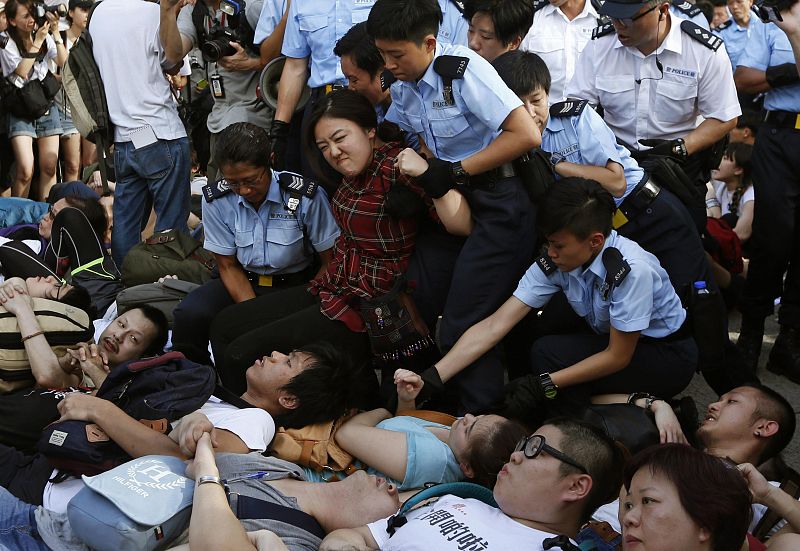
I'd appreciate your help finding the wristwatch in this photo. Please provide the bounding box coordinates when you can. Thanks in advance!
[539,372,558,400]
[672,138,688,160]
[451,161,470,186]
[550,152,566,167]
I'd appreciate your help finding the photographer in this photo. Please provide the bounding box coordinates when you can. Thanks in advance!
[177,0,269,183]
[0,0,66,200]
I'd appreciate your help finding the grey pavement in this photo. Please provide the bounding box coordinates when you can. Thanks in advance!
[684,310,800,470]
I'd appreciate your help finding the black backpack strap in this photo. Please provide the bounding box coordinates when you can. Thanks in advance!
[230,494,325,539]
[680,20,724,51]
[601,247,631,300]
[213,383,255,409]
[191,2,210,48]
[432,55,469,107]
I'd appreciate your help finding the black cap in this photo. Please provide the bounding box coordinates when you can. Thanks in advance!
[598,0,655,20]
[69,0,94,10]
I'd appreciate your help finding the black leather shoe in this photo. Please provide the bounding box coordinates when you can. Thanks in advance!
[767,326,800,384]
[736,316,765,374]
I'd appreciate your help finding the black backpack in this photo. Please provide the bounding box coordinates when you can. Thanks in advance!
[62,1,113,195]
[37,351,215,475]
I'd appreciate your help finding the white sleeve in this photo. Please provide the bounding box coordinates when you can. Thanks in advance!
[199,400,276,451]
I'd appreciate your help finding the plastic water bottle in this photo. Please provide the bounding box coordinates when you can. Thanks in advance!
[694,281,710,295]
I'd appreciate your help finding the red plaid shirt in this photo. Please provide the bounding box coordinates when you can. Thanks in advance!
[308,142,433,332]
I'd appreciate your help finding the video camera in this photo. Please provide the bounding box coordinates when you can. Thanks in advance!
[31,2,68,28]
[201,0,246,62]
[752,0,797,23]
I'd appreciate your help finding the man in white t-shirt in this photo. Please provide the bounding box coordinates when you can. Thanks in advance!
[320,418,626,550]
[89,0,192,266]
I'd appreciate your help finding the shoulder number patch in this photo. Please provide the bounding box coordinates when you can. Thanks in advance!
[278,172,318,214]
[681,20,724,51]
[550,100,589,118]
[601,247,631,300]
[672,0,702,17]
[433,55,469,106]
[536,254,558,276]
[592,22,616,40]
[202,179,232,203]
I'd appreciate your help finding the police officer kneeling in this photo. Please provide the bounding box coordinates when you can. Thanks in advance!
[171,123,339,366]
[414,178,697,412]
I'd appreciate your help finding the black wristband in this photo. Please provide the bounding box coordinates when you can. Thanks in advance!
[415,366,445,407]
[766,63,800,89]
[415,157,455,199]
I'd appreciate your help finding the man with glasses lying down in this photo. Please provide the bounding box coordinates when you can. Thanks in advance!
[319,418,626,551]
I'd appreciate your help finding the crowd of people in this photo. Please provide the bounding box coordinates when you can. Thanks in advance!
[0,0,800,548]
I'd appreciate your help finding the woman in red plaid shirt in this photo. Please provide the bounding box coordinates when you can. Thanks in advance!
[210,90,471,402]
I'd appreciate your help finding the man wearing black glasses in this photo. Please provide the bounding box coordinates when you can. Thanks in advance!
[566,0,740,225]
[321,418,626,550]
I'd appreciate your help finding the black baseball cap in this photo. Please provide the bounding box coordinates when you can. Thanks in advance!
[69,0,94,10]
[599,0,658,19]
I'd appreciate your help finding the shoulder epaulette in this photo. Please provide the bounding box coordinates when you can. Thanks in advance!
[550,100,589,118]
[592,22,616,40]
[433,55,469,107]
[672,0,702,17]
[536,254,558,276]
[601,247,631,299]
[449,0,465,13]
[533,0,549,14]
[713,19,733,32]
[380,69,396,92]
[681,20,724,51]
[202,179,232,203]
[278,172,318,214]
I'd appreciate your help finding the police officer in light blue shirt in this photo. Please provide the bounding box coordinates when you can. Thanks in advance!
[713,0,763,69]
[439,0,470,45]
[430,179,697,410]
[493,50,711,295]
[670,0,709,28]
[172,123,339,366]
[733,19,800,380]
[368,0,541,414]
[268,0,376,178]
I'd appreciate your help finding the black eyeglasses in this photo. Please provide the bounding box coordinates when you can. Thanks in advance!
[514,434,589,474]
[611,3,660,26]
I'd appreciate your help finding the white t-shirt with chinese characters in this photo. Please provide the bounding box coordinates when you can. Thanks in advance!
[368,495,574,550]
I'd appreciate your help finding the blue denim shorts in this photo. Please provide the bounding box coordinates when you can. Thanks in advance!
[7,106,63,139]
[57,105,78,137]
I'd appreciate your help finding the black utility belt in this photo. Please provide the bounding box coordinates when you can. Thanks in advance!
[762,109,800,131]
[613,176,660,229]
[245,269,311,288]
[466,162,517,188]
[311,83,346,97]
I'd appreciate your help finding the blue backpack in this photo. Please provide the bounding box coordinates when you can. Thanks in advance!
[37,351,215,475]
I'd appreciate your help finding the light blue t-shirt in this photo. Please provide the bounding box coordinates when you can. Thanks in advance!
[201,170,339,274]
[386,42,522,161]
[513,231,687,337]
[304,416,462,490]
[281,0,375,88]
[543,105,644,207]
[738,21,800,112]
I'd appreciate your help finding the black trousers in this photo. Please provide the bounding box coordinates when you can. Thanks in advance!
[740,125,800,327]
[209,285,371,394]
[434,177,537,414]
[0,445,52,506]
[171,276,278,366]
[531,332,698,404]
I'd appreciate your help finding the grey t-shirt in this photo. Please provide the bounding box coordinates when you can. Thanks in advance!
[216,453,323,551]
[177,0,273,133]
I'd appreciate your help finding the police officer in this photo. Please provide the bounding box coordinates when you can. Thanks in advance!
[439,0,470,45]
[520,0,604,104]
[267,0,466,179]
[368,0,541,414]
[734,15,800,381]
[462,0,534,62]
[713,0,762,69]
[669,0,709,29]
[494,50,709,296]
[177,0,270,183]
[566,0,740,226]
[427,179,696,411]
[171,123,339,366]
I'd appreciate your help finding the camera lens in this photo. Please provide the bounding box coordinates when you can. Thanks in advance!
[201,39,236,62]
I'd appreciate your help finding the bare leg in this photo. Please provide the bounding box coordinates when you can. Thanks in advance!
[10,136,34,198]
[36,135,61,202]
[60,134,81,182]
